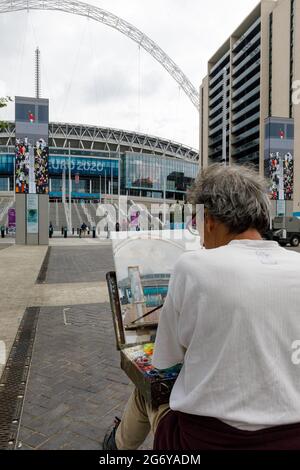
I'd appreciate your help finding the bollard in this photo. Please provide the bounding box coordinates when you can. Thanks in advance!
[64,227,67,238]
[93,228,96,238]
[6,227,8,235]
[1,227,5,238]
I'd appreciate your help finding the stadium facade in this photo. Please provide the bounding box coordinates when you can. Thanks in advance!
[0,121,199,202]
[199,0,300,215]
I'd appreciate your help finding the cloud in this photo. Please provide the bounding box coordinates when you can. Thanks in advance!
[0,80,7,96]
[81,66,162,106]
[0,0,259,148]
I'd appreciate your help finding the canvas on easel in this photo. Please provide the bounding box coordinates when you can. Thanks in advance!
[106,229,201,406]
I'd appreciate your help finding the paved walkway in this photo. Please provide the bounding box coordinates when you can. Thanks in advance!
[44,246,114,284]
[0,244,12,250]
[0,241,152,450]
[0,237,111,247]
[0,242,114,376]
[4,237,297,449]
[50,237,111,247]
[18,304,136,450]
[0,245,47,378]
[30,282,109,308]
[0,238,14,246]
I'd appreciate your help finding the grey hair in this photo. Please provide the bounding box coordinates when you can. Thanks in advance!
[188,164,271,235]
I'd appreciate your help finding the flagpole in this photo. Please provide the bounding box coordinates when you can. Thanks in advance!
[111,159,113,203]
[13,158,16,202]
[69,142,72,233]
[62,163,66,204]
[99,174,102,204]
[118,149,121,224]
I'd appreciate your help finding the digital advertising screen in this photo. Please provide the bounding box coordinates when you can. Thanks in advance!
[264,118,294,201]
[15,97,49,194]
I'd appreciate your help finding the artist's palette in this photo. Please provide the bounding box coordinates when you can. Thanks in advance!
[124,344,180,379]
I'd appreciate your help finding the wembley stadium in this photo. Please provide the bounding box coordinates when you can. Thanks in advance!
[0,121,199,232]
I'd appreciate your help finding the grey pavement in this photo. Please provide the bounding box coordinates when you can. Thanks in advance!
[17,303,149,450]
[8,243,153,450]
[44,246,114,284]
[0,238,14,245]
[0,242,113,377]
[0,244,11,251]
[50,237,112,247]
[0,245,47,378]
[29,281,109,308]
[1,238,299,450]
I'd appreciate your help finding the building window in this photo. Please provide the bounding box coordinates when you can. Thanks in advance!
[0,177,8,191]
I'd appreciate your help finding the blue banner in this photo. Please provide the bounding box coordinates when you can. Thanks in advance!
[49,191,101,199]
[49,156,118,177]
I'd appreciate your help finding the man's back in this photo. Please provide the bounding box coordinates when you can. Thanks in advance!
[153,240,300,430]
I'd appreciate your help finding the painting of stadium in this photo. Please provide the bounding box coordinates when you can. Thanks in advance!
[111,230,200,342]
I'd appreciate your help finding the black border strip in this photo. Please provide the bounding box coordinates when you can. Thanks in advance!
[36,247,51,284]
[0,307,40,450]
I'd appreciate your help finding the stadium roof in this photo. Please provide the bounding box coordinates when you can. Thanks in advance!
[0,122,199,162]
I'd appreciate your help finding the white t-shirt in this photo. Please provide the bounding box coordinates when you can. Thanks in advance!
[152,240,300,430]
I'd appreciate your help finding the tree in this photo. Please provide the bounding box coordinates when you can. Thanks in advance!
[0,97,13,131]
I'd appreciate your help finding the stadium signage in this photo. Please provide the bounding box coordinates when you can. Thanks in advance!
[49,156,118,177]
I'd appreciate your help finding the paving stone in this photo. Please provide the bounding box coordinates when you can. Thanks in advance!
[37,430,78,450]
[0,244,11,251]
[21,432,49,449]
[18,426,35,441]
[18,443,34,450]
[16,245,152,450]
[26,416,72,437]
[66,421,104,443]
[44,246,114,284]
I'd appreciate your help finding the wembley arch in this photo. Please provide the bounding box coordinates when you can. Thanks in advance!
[0,0,199,109]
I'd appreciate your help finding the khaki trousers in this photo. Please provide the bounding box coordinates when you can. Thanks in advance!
[115,388,170,450]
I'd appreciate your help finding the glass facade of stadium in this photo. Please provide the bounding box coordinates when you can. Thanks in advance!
[0,123,199,201]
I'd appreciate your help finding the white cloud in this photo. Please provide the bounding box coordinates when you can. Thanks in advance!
[0,80,7,96]
[0,0,259,148]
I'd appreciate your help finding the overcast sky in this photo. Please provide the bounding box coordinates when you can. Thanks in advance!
[0,0,259,149]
